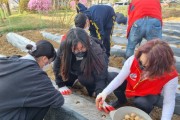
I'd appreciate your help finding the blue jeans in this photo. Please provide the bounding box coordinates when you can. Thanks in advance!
[125,17,162,59]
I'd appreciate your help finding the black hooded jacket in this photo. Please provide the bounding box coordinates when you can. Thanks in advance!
[0,56,64,120]
[53,37,109,95]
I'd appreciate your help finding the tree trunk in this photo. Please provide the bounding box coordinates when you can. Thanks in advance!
[52,0,57,10]
[89,0,92,6]
[0,16,4,23]
[58,0,61,9]
[0,4,5,23]
[97,0,100,4]
[0,8,4,23]
[0,4,6,19]
[52,0,54,9]
[18,0,21,13]
[5,2,11,15]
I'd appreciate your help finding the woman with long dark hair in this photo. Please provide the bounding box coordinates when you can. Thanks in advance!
[54,28,119,111]
[53,27,110,96]
[96,39,178,120]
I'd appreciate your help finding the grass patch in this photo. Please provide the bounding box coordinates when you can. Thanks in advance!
[0,10,76,34]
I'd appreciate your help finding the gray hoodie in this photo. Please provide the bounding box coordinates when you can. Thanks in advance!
[0,55,64,120]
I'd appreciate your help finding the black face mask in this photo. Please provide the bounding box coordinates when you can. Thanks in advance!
[74,51,87,60]
[139,60,146,70]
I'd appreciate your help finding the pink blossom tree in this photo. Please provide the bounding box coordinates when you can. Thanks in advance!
[28,0,52,28]
[28,0,52,12]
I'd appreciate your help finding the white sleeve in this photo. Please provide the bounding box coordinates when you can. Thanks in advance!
[161,77,178,120]
[102,55,134,96]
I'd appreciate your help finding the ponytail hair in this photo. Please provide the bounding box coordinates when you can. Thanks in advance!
[26,40,56,61]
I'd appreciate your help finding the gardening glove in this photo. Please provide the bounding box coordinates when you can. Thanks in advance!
[58,86,72,95]
[96,92,107,110]
[102,101,115,113]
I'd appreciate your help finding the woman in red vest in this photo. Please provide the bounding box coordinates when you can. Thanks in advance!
[96,39,178,120]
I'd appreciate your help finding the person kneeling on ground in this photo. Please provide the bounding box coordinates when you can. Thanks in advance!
[96,39,178,120]
[0,40,64,120]
[54,28,119,111]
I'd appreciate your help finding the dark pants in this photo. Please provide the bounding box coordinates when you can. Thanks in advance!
[90,17,115,57]
[63,74,78,87]
[85,84,95,97]
[103,28,113,57]
[25,107,49,120]
[83,72,119,96]
[112,80,160,113]
[133,95,160,113]
[107,78,128,104]
[62,73,95,96]
[104,16,115,57]
[90,28,112,57]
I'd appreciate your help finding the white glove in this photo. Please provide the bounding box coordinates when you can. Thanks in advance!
[58,86,72,95]
[96,92,107,103]
[102,101,115,113]
[96,92,108,110]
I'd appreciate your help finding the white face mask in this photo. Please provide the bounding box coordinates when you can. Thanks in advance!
[42,63,50,71]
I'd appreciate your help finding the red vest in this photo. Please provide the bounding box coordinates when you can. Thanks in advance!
[61,34,66,42]
[127,0,162,38]
[126,58,178,98]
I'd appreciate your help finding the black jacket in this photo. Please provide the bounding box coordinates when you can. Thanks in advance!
[78,4,115,41]
[53,37,108,95]
[76,3,87,13]
[0,56,64,120]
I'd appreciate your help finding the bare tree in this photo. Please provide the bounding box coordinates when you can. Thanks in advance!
[5,2,11,15]
[97,0,100,4]
[0,1,6,19]
[89,0,92,6]
[0,0,11,15]
[0,4,4,23]
[52,0,59,10]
